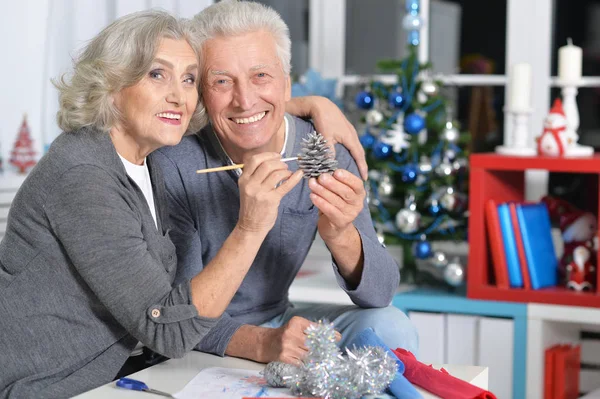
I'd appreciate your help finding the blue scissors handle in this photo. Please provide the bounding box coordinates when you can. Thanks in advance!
[117,377,149,391]
[116,377,174,398]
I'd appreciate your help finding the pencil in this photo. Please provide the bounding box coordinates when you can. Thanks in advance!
[196,157,298,174]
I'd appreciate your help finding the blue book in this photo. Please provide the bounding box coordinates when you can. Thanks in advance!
[516,203,558,289]
[497,203,523,288]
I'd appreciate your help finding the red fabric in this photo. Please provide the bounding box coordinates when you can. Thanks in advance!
[392,348,497,399]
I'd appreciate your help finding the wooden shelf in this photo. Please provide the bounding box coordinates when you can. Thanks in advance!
[467,152,600,308]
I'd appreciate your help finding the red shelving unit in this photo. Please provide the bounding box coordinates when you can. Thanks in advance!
[467,153,600,307]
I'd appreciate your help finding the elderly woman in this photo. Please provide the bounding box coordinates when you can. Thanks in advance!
[0,10,364,398]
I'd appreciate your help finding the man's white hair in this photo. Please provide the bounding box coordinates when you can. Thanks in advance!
[192,0,291,75]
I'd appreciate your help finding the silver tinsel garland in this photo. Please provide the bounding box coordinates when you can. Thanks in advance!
[262,321,397,399]
[298,132,338,178]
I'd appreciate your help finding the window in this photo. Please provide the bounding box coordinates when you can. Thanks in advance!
[551,0,600,148]
[251,0,311,78]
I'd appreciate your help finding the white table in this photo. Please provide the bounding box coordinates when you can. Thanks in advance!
[75,351,488,399]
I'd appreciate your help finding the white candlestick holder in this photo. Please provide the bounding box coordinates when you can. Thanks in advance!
[561,85,580,131]
[496,107,537,156]
[557,81,594,157]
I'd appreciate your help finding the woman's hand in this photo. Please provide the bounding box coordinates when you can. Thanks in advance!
[286,96,368,180]
[237,153,303,235]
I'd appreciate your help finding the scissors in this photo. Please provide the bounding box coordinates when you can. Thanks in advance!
[116,377,174,398]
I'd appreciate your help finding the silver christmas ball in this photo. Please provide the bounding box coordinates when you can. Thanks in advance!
[415,174,428,186]
[440,120,460,143]
[444,148,457,162]
[452,157,468,172]
[444,258,465,287]
[378,175,394,201]
[369,196,381,208]
[365,109,384,126]
[395,208,421,234]
[440,191,456,212]
[431,251,448,268]
[435,160,454,177]
[366,182,381,208]
[440,187,467,213]
[418,156,432,174]
[368,170,382,181]
[421,80,439,97]
[402,13,423,30]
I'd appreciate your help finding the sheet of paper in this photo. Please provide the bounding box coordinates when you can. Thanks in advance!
[174,367,297,399]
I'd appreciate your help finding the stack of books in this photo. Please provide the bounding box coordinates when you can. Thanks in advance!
[485,200,558,289]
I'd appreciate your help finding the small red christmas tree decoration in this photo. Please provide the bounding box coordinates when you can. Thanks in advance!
[10,115,37,174]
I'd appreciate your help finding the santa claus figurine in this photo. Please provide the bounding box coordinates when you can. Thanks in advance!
[537,98,577,156]
[566,246,596,292]
[559,208,597,291]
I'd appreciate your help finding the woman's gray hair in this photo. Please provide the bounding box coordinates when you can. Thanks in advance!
[192,0,291,75]
[54,10,205,134]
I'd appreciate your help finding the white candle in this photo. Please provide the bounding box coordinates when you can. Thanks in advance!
[508,63,532,111]
[558,38,582,83]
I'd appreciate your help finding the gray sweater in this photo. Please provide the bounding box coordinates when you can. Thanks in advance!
[152,114,400,357]
[0,128,218,398]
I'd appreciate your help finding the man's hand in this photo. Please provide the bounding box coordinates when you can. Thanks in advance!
[286,96,368,180]
[258,316,313,365]
[308,169,365,243]
[237,153,303,235]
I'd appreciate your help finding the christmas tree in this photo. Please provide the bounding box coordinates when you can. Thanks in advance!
[10,115,37,174]
[354,3,470,287]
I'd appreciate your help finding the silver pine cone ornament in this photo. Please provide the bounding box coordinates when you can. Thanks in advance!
[298,132,338,178]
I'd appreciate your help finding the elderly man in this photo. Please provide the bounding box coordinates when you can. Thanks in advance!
[152,0,418,365]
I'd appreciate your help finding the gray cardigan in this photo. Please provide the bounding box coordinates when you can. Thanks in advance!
[152,114,400,357]
[0,128,218,398]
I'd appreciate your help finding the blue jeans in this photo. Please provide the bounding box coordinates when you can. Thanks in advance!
[260,304,419,357]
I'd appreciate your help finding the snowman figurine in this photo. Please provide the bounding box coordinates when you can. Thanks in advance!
[536,98,576,156]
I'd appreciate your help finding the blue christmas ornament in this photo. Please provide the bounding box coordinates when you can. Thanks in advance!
[429,201,442,216]
[404,113,425,135]
[401,165,418,183]
[413,239,432,259]
[359,132,376,149]
[372,141,392,159]
[388,90,405,109]
[355,91,374,110]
